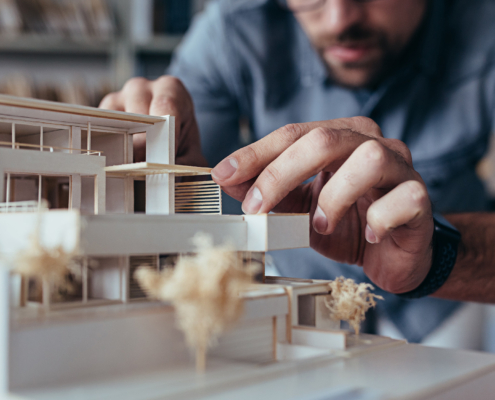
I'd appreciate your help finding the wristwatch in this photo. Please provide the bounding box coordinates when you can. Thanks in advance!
[396,213,461,299]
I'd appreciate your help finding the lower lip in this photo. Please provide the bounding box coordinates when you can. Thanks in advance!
[325,45,372,63]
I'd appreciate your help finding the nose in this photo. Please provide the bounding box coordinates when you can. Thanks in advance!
[321,0,365,36]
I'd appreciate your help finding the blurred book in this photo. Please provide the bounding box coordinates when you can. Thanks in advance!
[0,73,111,107]
[0,0,115,39]
[0,0,22,36]
[131,0,154,44]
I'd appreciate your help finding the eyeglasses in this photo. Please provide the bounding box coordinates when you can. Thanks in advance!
[277,0,378,14]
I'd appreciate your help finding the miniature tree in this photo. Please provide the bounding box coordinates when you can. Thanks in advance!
[14,231,78,309]
[324,276,383,335]
[136,233,258,372]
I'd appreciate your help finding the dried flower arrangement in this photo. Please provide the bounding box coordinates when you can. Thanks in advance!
[135,233,259,372]
[325,276,383,335]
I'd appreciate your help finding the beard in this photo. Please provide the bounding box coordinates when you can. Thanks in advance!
[313,24,402,89]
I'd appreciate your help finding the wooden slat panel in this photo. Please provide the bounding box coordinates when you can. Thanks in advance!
[129,255,157,299]
[175,180,221,215]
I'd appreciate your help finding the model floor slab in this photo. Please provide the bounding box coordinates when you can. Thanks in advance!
[12,336,495,400]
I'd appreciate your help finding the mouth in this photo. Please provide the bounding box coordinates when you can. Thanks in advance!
[324,44,376,64]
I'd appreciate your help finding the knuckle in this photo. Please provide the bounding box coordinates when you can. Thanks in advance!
[122,77,149,92]
[404,180,429,205]
[277,123,305,145]
[262,164,282,186]
[152,96,179,114]
[309,127,340,150]
[100,92,119,107]
[359,140,387,168]
[351,116,382,137]
[155,75,183,89]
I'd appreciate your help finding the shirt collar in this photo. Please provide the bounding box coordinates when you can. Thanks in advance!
[417,0,447,76]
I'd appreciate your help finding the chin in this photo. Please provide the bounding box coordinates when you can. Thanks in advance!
[329,71,375,89]
[325,57,385,89]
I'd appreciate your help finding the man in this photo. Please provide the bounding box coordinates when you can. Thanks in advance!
[100,0,495,344]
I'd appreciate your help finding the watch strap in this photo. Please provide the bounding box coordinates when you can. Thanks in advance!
[396,217,460,299]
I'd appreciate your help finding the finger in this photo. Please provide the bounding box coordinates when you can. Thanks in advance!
[149,76,191,118]
[120,77,152,115]
[99,92,125,111]
[241,126,373,214]
[219,179,256,203]
[133,133,146,163]
[211,116,383,185]
[149,76,200,158]
[313,140,416,234]
[365,180,432,245]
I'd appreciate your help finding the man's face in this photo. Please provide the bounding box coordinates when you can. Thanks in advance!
[292,0,428,88]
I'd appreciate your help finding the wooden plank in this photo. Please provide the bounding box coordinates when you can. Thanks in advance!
[0,140,103,156]
[105,162,212,177]
[175,181,217,187]
[0,94,165,125]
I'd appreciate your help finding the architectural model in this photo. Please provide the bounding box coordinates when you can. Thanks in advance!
[0,94,495,400]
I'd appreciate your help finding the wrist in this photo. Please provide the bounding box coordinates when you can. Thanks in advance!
[397,214,460,299]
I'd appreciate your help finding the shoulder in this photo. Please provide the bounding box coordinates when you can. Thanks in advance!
[442,0,495,83]
[178,0,291,60]
[184,0,301,107]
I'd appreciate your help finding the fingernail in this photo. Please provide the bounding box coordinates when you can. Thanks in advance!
[313,205,328,234]
[212,158,238,180]
[242,187,263,214]
[365,224,377,244]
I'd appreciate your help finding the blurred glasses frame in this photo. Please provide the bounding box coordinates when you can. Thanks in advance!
[276,0,380,13]
[276,0,327,13]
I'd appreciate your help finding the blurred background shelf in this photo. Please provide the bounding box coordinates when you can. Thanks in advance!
[0,34,115,54]
[135,34,183,54]
[0,0,206,107]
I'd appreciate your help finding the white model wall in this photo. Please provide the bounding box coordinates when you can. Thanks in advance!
[9,293,288,391]
[0,148,106,214]
[89,132,129,214]
[9,306,189,390]
[89,256,123,301]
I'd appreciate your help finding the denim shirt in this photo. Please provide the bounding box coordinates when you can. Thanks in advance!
[169,0,495,342]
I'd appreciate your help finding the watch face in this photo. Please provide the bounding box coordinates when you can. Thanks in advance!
[432,212,460,236]
[433,216,461,242]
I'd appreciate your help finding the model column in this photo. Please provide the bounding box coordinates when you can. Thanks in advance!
[145,116,175,215]
[0,265,10,394]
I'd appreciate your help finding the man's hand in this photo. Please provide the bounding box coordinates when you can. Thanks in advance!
[211,117,433,294]
[99,76,207,167]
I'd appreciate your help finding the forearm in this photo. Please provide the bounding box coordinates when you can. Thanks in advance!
[433,213,495,302]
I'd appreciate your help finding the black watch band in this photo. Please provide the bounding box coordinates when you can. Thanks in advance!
[397,215,461,299]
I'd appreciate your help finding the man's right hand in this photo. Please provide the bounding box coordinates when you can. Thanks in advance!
[99,76,207,167]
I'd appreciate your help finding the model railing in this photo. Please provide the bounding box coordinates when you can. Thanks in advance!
[0,200,48,213]
[175,180,222,215]
[0,141,102,156]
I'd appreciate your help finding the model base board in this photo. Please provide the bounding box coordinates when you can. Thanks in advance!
[12,336,495,400]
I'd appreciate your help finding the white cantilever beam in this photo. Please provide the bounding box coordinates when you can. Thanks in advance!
[104,162,212,177]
